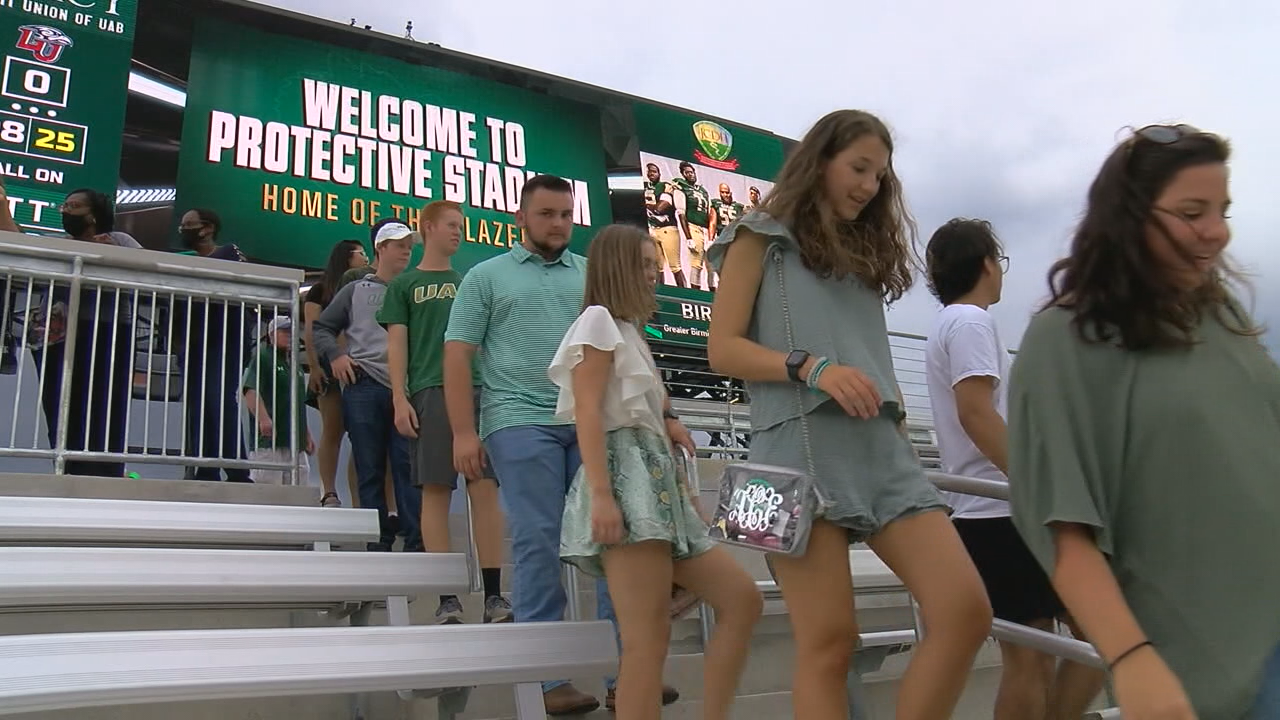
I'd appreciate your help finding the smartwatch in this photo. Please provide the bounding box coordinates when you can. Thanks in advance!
[785,350,811,383]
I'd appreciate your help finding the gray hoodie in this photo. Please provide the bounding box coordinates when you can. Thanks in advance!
[311,274,391,389]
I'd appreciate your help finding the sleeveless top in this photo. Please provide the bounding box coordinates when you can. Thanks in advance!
[706,211,902,432]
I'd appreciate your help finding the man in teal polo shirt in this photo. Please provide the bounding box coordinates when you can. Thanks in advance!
[443,175,678,716]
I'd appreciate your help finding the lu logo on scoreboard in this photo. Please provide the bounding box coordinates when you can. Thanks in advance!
[15,25,74,64]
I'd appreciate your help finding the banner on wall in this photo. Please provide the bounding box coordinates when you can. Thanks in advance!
[0,0,136,233]
[634,103,785,295]
[175,19,612,270]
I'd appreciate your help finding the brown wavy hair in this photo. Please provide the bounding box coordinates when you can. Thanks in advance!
[1046,126,1259,350]
[760,110,916,302]
[582,224,657,325]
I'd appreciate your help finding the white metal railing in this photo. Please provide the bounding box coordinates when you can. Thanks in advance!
[0,232,306,482]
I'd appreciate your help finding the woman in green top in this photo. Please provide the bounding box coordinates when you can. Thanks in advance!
[1009,125,1280,719]
[708,110,992,720]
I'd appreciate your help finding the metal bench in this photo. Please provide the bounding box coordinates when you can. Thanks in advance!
[0,620,618,720]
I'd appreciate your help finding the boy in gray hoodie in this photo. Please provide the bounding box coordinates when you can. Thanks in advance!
[312,221,422,551]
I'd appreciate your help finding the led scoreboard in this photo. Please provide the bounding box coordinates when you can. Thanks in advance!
[0,0,136,233]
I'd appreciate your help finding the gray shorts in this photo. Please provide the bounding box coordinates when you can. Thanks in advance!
[411,386,494,489]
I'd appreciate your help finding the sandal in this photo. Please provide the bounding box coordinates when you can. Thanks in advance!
[320,492,342,508]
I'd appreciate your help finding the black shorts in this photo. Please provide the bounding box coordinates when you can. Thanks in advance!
[410,386,494,489]
[953,516,1065,625]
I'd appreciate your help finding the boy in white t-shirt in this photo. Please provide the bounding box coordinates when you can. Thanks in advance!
[924,219,1103,720]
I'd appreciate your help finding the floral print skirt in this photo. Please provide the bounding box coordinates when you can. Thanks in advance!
[560,425,716,578]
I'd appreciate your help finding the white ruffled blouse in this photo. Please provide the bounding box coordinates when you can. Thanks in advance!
[548,305,668,437]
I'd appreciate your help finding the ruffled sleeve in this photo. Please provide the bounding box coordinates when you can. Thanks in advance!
[548,305,666,427]
[707,210,798,274]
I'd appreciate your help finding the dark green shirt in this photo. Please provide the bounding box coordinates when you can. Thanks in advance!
[1009,304,1280,719]
[241,343,307,450]
[378,267,480,395]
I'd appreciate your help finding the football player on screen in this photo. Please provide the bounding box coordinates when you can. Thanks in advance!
[644,163,686,287]
[671,162,712,290]
[745,185,762,211]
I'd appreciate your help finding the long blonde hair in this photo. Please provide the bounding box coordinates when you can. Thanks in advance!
[762,110,916,302]
[582,224,657,324]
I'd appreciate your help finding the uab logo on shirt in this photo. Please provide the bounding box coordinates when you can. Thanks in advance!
[413,283,458,303]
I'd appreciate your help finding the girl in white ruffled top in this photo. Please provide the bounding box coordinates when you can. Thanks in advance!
[549,224,762,720]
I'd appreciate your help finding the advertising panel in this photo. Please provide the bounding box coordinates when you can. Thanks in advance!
[175,19,611,270]
[634,103,785,294]
[0,0,136,233]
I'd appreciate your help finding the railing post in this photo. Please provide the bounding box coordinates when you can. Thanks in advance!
[288,292,301,487]
[52,257,85,476]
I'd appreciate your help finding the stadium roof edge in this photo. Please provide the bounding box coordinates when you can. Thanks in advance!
[190,0,793,145]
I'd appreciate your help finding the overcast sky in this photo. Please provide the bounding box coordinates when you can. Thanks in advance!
[259,0,1278,349]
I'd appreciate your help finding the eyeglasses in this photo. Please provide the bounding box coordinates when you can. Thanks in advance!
[997,255,1010,274]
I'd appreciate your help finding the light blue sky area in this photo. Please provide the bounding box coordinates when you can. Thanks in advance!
[260,0,1280,349]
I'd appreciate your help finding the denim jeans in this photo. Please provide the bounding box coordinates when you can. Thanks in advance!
[485,423,619,692]
[342,375,421,551]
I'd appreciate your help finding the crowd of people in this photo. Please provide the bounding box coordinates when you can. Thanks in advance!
[0,106,1275,720]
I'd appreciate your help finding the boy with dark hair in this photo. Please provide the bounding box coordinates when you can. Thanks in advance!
[924,218,1103,720]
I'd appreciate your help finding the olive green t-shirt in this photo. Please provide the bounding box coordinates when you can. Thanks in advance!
[338,265,375,291]
[1009,304,1280,719]
[377,267,480,395]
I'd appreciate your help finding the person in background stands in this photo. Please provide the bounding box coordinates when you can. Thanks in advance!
[0,187,138,477]
[1009,124,1280,719]
[304,240,369,507]
[313,221,422,553]
[552,224,761,719]
[924,218,1103,720]
[382,200,513,625]
[242,316,313,485]
[444,175,681,716]
[174,207,253,482]
[707,110,992,720]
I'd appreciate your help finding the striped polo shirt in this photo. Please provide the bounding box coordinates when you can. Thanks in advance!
[444,243,587,439]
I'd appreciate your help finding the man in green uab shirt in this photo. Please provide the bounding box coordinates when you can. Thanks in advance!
[671,161,712,290]
[380,200,512,626]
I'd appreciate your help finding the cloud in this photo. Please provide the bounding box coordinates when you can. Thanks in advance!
[260,0,1279,347]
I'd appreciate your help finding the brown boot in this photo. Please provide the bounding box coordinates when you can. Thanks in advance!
[543,683,600,716]
[604,685,680,710]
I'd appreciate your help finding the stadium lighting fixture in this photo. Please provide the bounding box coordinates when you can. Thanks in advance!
[128,71,187,108]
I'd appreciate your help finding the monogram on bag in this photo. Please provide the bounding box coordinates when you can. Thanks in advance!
[707,243,827,556]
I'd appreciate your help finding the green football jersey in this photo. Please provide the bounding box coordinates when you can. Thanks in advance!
[711,199,745,230]
[672,178,711,228]
[645,180,678,228]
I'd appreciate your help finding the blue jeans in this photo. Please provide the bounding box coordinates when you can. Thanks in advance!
[342,375,422,552]
[485,424,619,692]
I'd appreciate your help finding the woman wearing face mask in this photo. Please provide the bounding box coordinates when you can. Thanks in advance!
[1009,125,1280,720]
[172,207,254,482]
[0,189,140,476]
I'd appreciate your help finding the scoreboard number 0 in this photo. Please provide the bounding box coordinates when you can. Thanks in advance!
[23,69,50,96]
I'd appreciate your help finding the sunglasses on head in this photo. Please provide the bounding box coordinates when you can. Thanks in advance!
[1133,123,1202,145]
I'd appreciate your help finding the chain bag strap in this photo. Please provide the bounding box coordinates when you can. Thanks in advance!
[707,243,827,556]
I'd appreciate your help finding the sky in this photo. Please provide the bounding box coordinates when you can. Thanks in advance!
[259,0,1279,349]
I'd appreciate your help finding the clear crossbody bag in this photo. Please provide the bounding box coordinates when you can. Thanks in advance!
[706,248,827,556]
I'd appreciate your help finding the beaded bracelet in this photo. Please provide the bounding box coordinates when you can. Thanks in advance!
[806,357,830,391]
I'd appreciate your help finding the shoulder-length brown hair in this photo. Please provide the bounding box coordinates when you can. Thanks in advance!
[583,224,657,324]
[1046,126,1259,350]
[761,110,916,302]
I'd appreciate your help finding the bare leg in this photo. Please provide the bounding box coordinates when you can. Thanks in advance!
[994,634,1054,720]
[466,477,505,568]
[1045,617,1106,720]
[419,485,453,553]
[866,510,992,720]
[672,546,762,720]
[316,390,344,497]
[770,519,858,720]
[601,540,673,720]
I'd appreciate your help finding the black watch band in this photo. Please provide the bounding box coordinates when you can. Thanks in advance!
[663,408,679,420]
[785,350,810,383]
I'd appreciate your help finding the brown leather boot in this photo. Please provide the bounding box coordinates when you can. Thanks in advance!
[543,683,600,716]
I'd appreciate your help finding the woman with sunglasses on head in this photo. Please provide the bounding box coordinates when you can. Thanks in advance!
[304,239,370,506]
[1009,124,1280,720]
[707,110,992,720]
